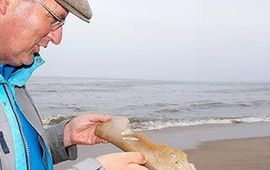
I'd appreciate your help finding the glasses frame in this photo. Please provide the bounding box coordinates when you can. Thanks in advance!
[38,1,65,31]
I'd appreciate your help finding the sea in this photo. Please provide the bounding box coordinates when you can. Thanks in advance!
[27,77,270,131]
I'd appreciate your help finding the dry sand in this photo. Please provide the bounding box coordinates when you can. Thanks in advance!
[55,122,270,170]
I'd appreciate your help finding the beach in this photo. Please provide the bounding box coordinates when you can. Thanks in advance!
[27,77,270,169]
[55,122,270,170]
[186,137,270,170]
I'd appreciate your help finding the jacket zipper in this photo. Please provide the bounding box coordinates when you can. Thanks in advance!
[3,84,30,170]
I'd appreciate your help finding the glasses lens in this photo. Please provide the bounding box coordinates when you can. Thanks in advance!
[51,21,65,31]
[38,1,65,31]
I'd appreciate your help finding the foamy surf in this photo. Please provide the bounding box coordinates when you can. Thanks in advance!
[42,114,270,131]
[130,116,270,131]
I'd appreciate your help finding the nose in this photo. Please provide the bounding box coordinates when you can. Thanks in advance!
[47,27,63,45]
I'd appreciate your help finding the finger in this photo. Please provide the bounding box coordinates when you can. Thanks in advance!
[128,163,148,170]
[95,137,109,144]
[84,114,112,122]
[123,152,147,165]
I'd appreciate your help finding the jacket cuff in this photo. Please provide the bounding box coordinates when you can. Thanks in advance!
[68,158,105,170]
[46,120,78,164]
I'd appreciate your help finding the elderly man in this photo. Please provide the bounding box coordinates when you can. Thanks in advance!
[0,0,148,169]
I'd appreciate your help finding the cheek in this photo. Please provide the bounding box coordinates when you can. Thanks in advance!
[24,12,52,39]
[14,4,50,38]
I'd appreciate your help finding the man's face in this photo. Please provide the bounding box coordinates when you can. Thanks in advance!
[0,0,68,66]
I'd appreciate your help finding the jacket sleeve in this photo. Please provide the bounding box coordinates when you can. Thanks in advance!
[45,120,78,164]
[67,158,105,170]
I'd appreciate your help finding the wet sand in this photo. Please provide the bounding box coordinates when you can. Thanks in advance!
[55,122,270,170]
[186,137,270,170]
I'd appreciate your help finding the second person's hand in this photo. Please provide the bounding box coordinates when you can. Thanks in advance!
[97,152,148,170]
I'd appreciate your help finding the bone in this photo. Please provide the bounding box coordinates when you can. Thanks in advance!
[95,116,196,170]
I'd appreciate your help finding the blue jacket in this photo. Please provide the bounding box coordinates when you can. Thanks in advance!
[0,55,104,170]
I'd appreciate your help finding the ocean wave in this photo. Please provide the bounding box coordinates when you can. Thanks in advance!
[202,86,270,94]
[47,106,86,112]
[33,89,58,93]
[190,102,225,109]
[189,101,254,109]
[249,100,270,106]
[154,108,181,113]
[42,114,75,126]
[129,116,270,131]
[42,114,270,131]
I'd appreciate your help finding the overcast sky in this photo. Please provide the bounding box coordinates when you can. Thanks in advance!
[36,0,270,82]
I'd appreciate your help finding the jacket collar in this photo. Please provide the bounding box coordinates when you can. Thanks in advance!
[0,55,45,87]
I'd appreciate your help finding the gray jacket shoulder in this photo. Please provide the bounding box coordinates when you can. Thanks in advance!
[15,86,78,164]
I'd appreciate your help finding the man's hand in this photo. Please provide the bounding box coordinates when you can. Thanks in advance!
[97,152,148,170]
[64,114,111,147]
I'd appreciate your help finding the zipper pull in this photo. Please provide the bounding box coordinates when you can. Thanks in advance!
[0,131,10,154]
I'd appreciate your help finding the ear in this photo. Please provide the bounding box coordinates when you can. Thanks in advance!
[0,0,8,15]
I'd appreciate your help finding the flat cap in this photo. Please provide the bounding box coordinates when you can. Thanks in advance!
[55,0,92,23]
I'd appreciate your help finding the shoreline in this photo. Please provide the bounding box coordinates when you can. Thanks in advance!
[55,122,270,170]
[145,121,270,149]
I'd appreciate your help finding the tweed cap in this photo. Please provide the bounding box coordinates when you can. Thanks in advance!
[55,0,92,23]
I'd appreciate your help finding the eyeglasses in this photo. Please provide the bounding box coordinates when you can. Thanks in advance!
[38,1,65,31]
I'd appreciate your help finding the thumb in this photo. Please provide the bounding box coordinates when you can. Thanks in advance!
[124,152,147,165]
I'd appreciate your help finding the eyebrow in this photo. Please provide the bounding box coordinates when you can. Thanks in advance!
[45,12,53,18]
[49,3,65,19]
[52,8,67,21]
[59,14,67,20]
